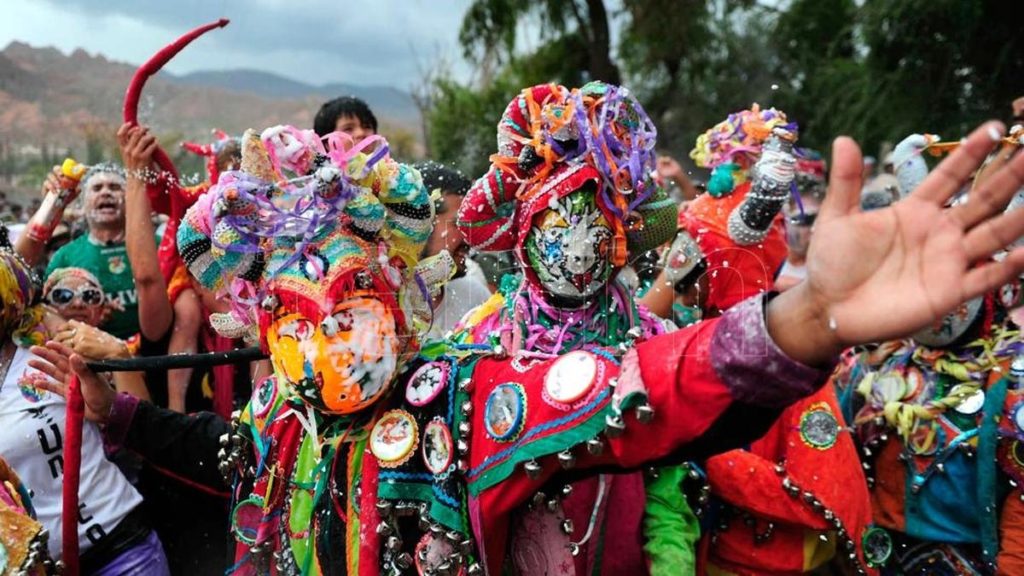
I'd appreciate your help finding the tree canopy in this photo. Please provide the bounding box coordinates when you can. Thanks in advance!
[426,0,1023,178]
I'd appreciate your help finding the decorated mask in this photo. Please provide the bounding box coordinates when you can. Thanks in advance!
[524,188,613,300]
[267,294,399,413]
[179,125,447,416]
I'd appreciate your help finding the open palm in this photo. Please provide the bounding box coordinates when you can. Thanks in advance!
[805,123,1024,348]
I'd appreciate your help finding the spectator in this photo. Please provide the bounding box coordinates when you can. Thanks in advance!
[0,231,169,573]
[43,163,142,340]
[313,95,378,140]
[416,161,491,338]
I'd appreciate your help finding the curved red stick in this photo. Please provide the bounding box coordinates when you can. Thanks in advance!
[61,374,84,575]
[123,18,229,212]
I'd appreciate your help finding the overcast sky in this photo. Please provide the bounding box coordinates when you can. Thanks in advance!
[0,0,475,89]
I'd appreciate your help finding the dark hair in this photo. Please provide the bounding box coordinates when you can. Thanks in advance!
[415,161,471,196]
[215,139,242,173]
[415,161,472,214]
[313,96,378,137]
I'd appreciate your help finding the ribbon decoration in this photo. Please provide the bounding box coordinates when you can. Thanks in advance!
[122,18,230,214]
[61,374,84,575]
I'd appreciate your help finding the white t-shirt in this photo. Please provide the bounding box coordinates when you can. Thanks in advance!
[426,275,492,340]
[0,346,142,558]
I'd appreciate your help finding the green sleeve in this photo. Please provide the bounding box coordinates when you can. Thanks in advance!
[644,464,700,576]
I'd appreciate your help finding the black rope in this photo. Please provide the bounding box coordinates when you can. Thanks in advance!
[86,347,268,372]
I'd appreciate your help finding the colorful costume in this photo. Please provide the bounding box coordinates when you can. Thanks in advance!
[98,84,840,576]
[836,298,1024,575]
[683,110,876,575]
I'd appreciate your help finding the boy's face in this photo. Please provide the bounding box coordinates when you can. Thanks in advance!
[334,114,375,143]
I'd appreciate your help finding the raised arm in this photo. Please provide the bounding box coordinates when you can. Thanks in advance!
[117,123,173,341]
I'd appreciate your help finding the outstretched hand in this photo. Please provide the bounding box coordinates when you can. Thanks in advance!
[28,341,117,424]
[771,121,1024,365]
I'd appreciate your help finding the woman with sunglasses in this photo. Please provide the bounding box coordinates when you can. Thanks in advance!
[0,230,169,574]
[42,267,148,402]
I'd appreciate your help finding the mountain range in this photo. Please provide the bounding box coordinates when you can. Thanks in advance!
[0,41,422,155]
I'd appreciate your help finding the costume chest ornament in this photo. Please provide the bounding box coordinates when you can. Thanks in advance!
[371,409,419,468]
[543,350,599,406]
[799,402,839,450]
[484,383,527,442]
[406,361,449,406]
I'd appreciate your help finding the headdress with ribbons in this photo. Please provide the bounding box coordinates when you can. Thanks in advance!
[680,106,799,312]
[0,227,46,347]
[457,82,677,275]
[177,126,444,348]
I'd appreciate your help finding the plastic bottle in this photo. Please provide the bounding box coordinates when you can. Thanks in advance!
[26,158,87,242]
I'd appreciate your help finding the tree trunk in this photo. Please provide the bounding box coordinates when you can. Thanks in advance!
[583,0,622,84]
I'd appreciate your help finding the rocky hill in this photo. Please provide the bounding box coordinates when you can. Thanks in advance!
[0,41,421,156]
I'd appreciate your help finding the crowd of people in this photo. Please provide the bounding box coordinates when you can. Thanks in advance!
[0,71,1023,576]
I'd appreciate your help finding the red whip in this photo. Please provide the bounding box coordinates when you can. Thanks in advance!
[122,18,229,214]
[61,374,84,574]
[122,18,230,282]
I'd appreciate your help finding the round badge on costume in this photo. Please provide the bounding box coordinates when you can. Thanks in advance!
[422,419,454,476]
[544,351,597,405]
[370,409,419,468]
[1012,401,1024,434]
[799,404,839,450]
[873,373,906,403]
[862,526,893,568]
[485,383,527,442]
[414,533,464,576]
[406,362,449,407]
[251,377,277,418]
[954,389,985,415]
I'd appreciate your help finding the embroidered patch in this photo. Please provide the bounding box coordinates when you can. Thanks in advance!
[485,383,526,442]
[862,526,893,568]
[543,350,598,406]
[422,418,454,477]
[108,255,126,275]
[370,409,419,468]
[405,361,448,407]
[799,403,839,450]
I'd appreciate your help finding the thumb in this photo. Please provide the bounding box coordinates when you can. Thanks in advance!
[69,354,103,391]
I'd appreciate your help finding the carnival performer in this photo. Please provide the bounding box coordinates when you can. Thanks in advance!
[30,86,1024,576]
[835,147,1024,574]
[451,82,696,575]
[0,227,170,574]
[662,109,875,575]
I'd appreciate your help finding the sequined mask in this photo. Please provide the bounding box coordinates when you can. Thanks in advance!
[525,189,613,301]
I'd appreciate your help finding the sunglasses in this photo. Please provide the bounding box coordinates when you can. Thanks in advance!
[46,286,104,307]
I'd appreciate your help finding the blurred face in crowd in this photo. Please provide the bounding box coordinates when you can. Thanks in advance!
[82,172,126,230]
[425,192,469,278]
[334,114,375,143]
[786,196,821,259]
[45,274,106,326]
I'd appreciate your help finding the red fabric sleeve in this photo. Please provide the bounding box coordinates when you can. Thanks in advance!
[998,492,1024,575]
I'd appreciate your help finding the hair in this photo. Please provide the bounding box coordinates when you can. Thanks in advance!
[215,139,242,173]
[313,96,378,137]
[79,162,126,193]
[415,161,472,215]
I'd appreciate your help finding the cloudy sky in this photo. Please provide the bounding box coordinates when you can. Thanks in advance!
[0,0,475,89]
